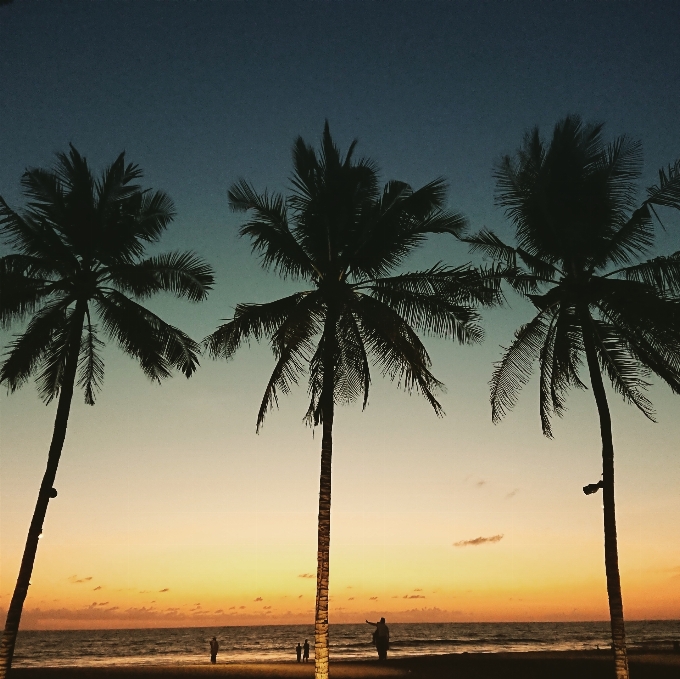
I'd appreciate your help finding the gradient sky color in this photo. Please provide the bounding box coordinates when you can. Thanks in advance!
[1,1,679,629]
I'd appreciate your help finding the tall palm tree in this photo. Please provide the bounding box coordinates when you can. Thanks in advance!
[469,115,680,679]
[0,146,214,678]
[206,123,498,679]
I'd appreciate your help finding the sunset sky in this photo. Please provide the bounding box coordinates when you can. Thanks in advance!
[1,2,679,630]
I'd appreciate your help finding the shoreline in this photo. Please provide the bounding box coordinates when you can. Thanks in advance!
[11,651,680,679]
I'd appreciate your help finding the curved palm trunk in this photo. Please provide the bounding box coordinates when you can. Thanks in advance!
[581,312,629,679]
[314,397,333,679]
[314,317,336,679]
[0,308,84,679]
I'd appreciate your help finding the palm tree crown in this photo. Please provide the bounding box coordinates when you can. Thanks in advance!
[470,116,680,435]
[0,145,215,401]
[207,122,497,426]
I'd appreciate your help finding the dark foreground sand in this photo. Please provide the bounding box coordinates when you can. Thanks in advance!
[11,651,680,679]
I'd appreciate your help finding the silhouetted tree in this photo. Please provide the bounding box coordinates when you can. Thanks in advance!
[469,115,680,679]
[206,123,498,679]
[0,146,214,677]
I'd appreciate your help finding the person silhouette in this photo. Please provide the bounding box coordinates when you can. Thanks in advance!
[296,642,302,662]
[366,618,389,660]
[209,636,219,664]
[303,639,310,662]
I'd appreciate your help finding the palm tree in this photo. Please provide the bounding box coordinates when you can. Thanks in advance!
[469,115,680,679]
[0,146,215,677]
[205,123,498,679]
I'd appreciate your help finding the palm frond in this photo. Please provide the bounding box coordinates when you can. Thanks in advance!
[95,151,143,215]
[589,318,654,420]
[35,308,83,403]
[352,293,444,416]
[0,196,75,264]
[591,205,655,270]
[0,255,57,327]
[205,292,314,360]
[95,290,201,380]
[366,266,484,344]
[594,280,680,395]
[105,251,214,302]
[77,316,105,405]
[490,310,552,424]
[615,251,680,295]
[0,300,72,392]
[347,179,467,278]
[255,297,323,430]
[646,159,680,211]
[229,179,317,279]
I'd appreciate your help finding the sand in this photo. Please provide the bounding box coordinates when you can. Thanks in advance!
[10,651,680,679]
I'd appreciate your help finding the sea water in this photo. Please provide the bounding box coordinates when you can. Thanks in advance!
[12,621,680,668]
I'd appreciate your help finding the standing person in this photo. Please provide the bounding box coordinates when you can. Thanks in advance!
[366,618,389,661]
[210,636,219,664]
[296,642,302,662]
[303,639,310,662]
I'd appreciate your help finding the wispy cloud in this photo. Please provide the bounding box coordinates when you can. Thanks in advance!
[403,595,425,599]
[369,596,378,600]
[68,576,93,584]
[348,597,354,601]
[159,588,170,593]
[505,488,519,500]
[413,588,422,591]
[476,480,486,487]
[93,586,102,591]
[298,573,314,579]
[454,534,504,547]
[254,597,263,602]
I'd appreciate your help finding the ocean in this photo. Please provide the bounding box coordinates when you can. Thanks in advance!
[12,621,680,668]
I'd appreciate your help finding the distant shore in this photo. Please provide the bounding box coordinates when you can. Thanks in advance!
[11,650,680,679]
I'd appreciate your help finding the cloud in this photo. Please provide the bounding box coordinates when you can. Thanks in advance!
[254,597,263,602]
[68,576,93,584]
[298,573,314,579]
[93,586,102,591]
[413,588,422,591]
[476,480,486,487]
[348,597,354,601]
[298,595,303,599]
[505,488,519,499]
[403,595,425,599]
[229,607,235,610]
[453,534,504,547]
[391,596,398,599]
[369,597,378,600]
[159,588,170,593]
[263,606,271,610]
[239,606,245,609]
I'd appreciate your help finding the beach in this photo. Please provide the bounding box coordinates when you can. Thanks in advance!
[10,651,680,679]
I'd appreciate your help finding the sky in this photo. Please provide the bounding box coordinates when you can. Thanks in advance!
[1,1,679,630]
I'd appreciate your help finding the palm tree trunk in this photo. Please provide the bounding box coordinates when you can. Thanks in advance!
[581,311,629,679]
[0,307,84,679]
[314,323,336,679]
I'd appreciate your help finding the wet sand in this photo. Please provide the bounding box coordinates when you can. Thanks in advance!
[10,651,680,679]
